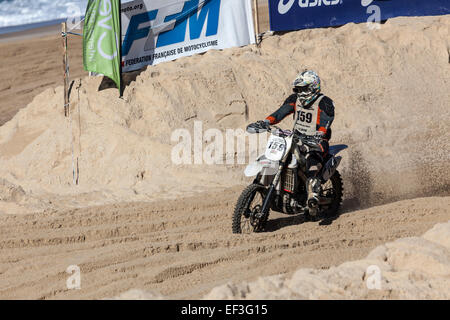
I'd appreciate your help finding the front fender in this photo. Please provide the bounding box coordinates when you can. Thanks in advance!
[244,162,263,177]
[244,155,279,177]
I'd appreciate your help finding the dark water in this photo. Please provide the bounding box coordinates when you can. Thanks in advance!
[0,0,88,32]
[0,18,68,35]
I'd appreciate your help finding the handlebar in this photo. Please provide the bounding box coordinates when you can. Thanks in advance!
[246,122,292,137]
[246,122,324,152]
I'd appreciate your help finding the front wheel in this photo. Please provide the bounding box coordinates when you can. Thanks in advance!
[232,184,268,234]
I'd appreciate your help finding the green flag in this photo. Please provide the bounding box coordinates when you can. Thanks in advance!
[83,0,121,92]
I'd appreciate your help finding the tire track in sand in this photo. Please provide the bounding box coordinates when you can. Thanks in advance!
[0,186,449,299]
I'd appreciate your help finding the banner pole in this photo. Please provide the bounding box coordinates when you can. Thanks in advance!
[253,0,260,45]
[62,22,69,117]
[119,0,124,97]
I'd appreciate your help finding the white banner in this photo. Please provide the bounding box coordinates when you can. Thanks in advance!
[121,0,255,72]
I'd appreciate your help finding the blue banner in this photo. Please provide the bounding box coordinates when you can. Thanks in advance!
[269,0,450,31]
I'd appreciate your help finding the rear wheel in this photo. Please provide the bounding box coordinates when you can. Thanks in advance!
[232,184,268,234]
[320,170,343,217]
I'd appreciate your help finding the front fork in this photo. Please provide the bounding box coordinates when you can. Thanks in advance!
[256,162,285,219]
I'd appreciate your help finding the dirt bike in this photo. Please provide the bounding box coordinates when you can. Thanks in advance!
[232,122,347,234]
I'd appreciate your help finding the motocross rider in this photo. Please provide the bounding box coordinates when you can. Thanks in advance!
[256,70,335,214]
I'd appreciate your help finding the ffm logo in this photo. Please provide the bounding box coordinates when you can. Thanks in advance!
[122,0,221,56]
[278,0,341,14]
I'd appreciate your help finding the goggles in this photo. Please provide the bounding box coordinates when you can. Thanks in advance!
[293,86,312,94]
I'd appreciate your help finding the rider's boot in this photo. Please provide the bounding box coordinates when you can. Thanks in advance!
[306,177,321,216]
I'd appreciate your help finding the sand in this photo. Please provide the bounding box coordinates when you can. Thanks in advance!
[112,220,450,300]
[0,29,87,127]
[203,220,450,300]
[0,11,449,299]
[0,190,448,299]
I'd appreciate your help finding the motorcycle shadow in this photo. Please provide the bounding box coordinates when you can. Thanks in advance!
[264,197,363,232]
[316,197,365,226]
[264,214,307,232]
[264,211,343,232]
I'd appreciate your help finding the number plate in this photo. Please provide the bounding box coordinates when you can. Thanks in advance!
[265,134,286,161]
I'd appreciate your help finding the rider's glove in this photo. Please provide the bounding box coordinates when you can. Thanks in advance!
[247,120,269,133]
[256,120,269,129]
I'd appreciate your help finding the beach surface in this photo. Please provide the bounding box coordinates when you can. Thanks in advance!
[0,10,448,299]
[0,24,86,126]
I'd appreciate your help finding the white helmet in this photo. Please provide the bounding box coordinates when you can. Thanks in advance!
[292,70,321,106]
